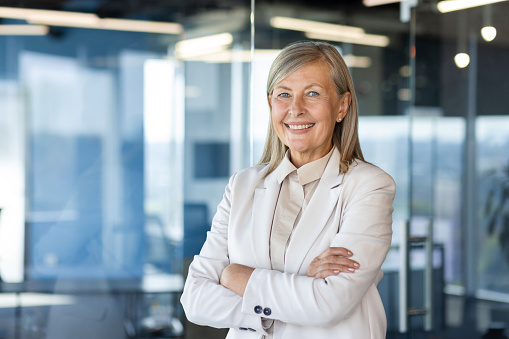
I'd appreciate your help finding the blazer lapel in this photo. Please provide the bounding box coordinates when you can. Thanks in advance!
[250,169,280,269]
[285,149,345,273]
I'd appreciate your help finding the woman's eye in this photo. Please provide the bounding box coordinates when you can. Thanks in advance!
[277,92,290,98]
[308,91,319,97]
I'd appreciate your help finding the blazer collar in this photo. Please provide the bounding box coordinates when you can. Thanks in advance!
[284,148,346,273]
[250,148,351,271]
[319,147,346,189]
[263,147,345,189]
[250,165,280,269]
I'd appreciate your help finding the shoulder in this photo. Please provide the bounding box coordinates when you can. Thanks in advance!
[348,159,393,180]
[232,164,269,183]
[343,159,396,193]
[227,164,271,193]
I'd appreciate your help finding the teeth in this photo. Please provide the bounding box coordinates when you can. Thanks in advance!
[287,124,314,130]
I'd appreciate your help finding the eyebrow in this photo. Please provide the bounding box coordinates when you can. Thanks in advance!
[274,83,325,91]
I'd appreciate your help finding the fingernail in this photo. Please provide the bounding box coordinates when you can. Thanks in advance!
[353,263,360,268]
[348,268,355,272]
[334,270,340,274]
[347,251,353,256]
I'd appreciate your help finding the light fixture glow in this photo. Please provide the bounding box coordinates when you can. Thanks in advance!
[98,18,182,34]
[0,24,49,35]
[437,0,507,13]
[399,65,411,77]
[305,31,390,47]
[363,0,402,6]
[454,53,470,68]
[0,293,76,308]
[481,26,497,41]
[0,7,99,25]
[270,16,365,38]
[270,16,389,47]
[0,6,182,34]
[342,55,372,68]
[397,88,411,101]
[175,33,233,59]
[176,48,371,68]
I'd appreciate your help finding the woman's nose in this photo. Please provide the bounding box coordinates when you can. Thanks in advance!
[289,96,305,117]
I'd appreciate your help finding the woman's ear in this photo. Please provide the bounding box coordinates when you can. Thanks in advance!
[337,92,351,122]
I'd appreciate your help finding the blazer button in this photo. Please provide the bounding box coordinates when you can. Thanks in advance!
[254,305,262,314]
[263,307,272,316]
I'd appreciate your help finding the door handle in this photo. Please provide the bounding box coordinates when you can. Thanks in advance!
[399,218,434,333]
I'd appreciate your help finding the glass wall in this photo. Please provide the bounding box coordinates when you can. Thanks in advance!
[0,1,251,337]
[412,1,509,335]
[1,0,509,338]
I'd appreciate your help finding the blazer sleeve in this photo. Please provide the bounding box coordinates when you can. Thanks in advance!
[180,173,269,334]
[240,169,395,327]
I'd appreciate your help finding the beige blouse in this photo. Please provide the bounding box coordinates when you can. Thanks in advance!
[264,147,334,337]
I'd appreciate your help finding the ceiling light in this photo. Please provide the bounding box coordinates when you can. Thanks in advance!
[175,33,233,59]
[0,7,98,25]
[397,88,411,101]
[305,32,390,47]
[98,19,182,34]
[453,11,470,68]
[0,6,182,34]
[481,26,497,41]
[0,24,48,35]
[399,65,411,77]
[177,48,372,68]
[270,16,389,48]
[437,0,507,13]
[454,53,470,68]
[270,16,365,39]
[342,55,372,68]
[363,0,402,6]
[481,6,497,41]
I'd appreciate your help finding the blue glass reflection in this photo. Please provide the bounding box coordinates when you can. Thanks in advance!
[28,135,145,279]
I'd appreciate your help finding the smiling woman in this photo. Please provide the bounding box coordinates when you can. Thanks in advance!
[260,41,364,175]
[181,41,396,339]
[269,62,351,168]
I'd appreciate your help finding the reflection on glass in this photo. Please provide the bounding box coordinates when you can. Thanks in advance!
[435,117,465,286]
[21,49,158,279]
[143,58,184,275]
[360,115,465,287]
[359,116,409,224]
[477,116,509,295]
[0,81,25,282]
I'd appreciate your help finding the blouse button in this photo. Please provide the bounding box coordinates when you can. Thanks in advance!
[254,305,262,314]
[263,307,272,316]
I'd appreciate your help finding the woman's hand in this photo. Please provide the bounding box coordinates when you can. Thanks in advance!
[220,263,255,297]
[306,247,360,279]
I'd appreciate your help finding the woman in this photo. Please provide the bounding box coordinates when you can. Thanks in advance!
[181,41,396,339]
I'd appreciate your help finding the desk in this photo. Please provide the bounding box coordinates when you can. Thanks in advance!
[0,274,184,339]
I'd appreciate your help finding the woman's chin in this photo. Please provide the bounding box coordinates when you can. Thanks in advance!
[287,145,311,155]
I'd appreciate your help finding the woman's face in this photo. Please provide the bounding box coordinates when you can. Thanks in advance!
[269,62,350,167]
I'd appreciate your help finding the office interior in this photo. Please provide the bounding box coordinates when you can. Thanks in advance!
[0,0,509,338]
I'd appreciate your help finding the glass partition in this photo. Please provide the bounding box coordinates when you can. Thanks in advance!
[2,0,509,338]
[412,0,509,336]
[477,116,509,296]
[0,2,252,338]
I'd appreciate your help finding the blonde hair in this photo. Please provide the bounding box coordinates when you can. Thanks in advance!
[258,40,364,174]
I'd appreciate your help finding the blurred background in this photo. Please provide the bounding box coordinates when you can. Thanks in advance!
[0,0,508,338]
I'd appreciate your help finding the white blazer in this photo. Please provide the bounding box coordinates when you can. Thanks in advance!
[181,149,396,339]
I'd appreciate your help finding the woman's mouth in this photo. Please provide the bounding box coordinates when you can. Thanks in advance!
[285,123,315,130]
